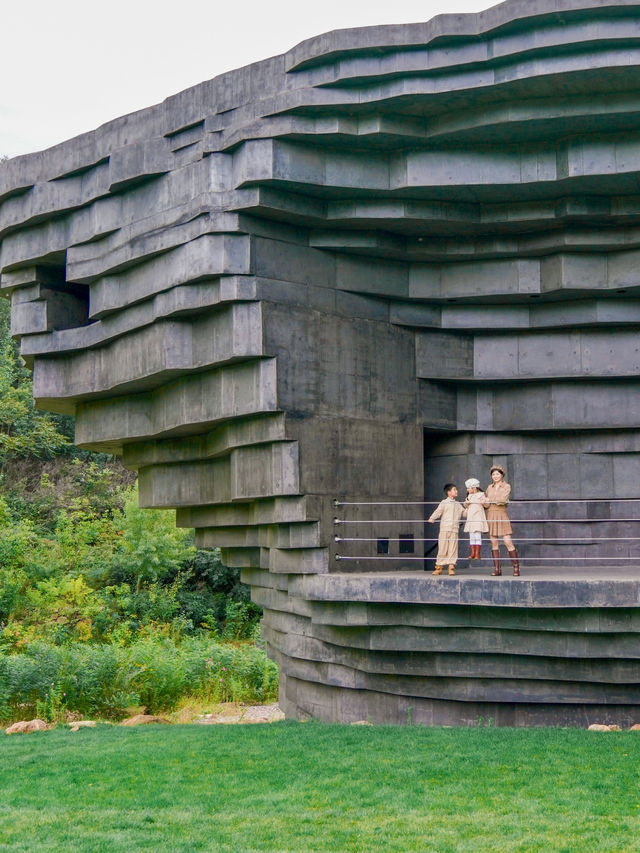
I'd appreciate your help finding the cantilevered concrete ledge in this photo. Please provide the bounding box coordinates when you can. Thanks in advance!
[296,570,640,609]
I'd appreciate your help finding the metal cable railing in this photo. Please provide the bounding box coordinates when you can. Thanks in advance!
[333,498,640,567]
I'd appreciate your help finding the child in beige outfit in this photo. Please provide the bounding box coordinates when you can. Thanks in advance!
[428,483,465,576]
[463,477,489,560]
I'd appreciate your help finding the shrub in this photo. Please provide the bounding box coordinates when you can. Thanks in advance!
[0,446,261,648]
[100,488,194,589]
[178,549,261,637]
[0,636,278,722]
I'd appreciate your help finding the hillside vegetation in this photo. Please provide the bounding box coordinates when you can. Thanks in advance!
[0,298,275,721]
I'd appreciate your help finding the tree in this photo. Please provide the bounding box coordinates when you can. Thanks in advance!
[0,299,69,466]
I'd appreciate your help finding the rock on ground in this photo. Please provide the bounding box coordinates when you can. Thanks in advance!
[68,721,97,732]
[5,719,48,735]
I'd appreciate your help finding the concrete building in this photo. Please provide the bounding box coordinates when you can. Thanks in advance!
[3,0,640,724]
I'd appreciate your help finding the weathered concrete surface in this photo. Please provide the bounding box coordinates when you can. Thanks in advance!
[4,0,640,724]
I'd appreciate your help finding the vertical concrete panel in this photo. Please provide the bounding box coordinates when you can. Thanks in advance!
[512,453,549,500]
[547,454,581,500]
[580,453,614,499]
[474,335,517,379]
[613,455,640,499]
[518,332,581,379]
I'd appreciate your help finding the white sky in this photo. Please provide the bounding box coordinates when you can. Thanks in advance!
[1,0,497,158]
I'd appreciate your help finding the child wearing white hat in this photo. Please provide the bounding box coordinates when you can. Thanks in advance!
[463,478,488,560]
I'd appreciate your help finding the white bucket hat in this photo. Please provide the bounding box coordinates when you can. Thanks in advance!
[465,478,481,489]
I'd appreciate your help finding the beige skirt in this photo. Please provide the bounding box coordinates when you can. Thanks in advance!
[486,505,513,537]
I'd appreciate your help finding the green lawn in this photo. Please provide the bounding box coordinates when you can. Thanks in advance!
[1,722,639,852]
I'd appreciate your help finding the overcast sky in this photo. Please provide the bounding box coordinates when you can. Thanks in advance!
[1,0,496,159]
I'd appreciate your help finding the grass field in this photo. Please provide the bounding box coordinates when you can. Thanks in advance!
[1,722,639,852]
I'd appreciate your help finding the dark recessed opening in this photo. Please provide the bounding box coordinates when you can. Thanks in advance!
[34,264,91,331]
[377,538,389,554]
[399,533,414,554]
[49,281,90,330]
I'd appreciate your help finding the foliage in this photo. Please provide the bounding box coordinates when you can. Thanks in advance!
[0,299,70,464]
[0,292,269,710]
[1,455,135,533]
[0,298,261,645]
[176,548,261,640]
[0,636,278,721]
[0,483,260,647]
[95,488,194,589]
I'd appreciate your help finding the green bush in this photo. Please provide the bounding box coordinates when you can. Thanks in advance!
[0,298,271,722]
[96,488,194,589]
[177,548,261,637]
[0,637,278,722]
[0,325,69,463]
[0,478,262,648]
[1,456,136,533]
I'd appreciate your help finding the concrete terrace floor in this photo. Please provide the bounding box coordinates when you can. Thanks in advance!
[301,567,640,607]
[415,563,640,580]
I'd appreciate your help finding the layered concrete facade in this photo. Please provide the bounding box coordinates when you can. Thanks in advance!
[3,0,640,724]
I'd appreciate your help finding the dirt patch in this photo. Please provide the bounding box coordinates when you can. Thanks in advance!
[196,703,284,725]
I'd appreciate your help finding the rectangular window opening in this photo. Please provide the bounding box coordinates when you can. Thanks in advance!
[377,538,389,555]
[399,533,414,554]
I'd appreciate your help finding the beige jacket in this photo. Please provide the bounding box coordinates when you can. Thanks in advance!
[485,481,511,506]
[463,491,489,533]
[485,481,513,536]
[428,498,465,530]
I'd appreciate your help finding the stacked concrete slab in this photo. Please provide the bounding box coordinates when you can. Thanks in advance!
[3,0,640,724]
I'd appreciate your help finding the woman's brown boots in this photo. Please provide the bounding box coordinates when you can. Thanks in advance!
[509,548,520,576]
[491,548,521,576]
[491,549,502,576]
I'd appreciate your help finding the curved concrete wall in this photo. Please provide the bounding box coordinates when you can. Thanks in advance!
[3,0,640,723]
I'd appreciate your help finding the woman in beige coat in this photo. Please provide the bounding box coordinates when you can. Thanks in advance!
[485,466,520,576]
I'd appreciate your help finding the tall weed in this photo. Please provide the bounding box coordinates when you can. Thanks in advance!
[0,637,278,722]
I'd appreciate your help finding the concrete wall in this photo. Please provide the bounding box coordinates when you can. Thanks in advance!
[3,0,640,723]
